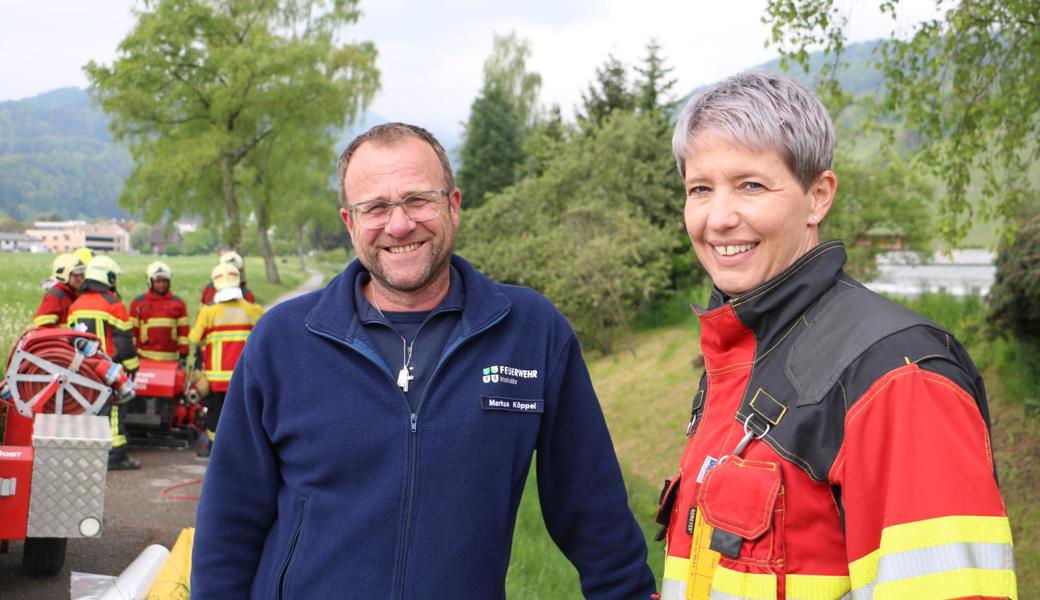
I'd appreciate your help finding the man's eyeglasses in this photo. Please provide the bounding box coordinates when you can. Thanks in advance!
[347,190,451,230]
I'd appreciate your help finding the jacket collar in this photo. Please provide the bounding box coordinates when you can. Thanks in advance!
[702,240,848,347]
[306,254,511,345]
[146,288,173,301]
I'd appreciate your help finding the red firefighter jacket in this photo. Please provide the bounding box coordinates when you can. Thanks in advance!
[32,282,77,328]
[129,289,189,361]
[189,297,264,392]
[659,241,1015,600]
[68,282,140,373]
[200,281,255,306]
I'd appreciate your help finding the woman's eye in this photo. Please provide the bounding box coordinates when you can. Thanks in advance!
[742,181,765,192]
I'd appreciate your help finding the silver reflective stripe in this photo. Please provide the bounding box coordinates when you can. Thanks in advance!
[660,578,687,600]
[709,590,750,600]
[789,593,852,600]
[852,541,1015,599]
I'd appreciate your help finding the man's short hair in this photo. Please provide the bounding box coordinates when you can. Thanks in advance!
[671,69,835,191]
[337,122,455,207]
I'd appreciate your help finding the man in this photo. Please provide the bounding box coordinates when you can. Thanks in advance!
[68,255,141,470]
[192,123,656,599]
[199,251,256,305]
[189,263,265,457]
[32,253,85,328]
[130,261,189,363]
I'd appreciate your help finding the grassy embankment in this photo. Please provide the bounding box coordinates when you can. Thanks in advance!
[505,289,1038,598]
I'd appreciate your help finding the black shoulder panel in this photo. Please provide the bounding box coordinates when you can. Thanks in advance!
[134,293,147,303]
[785,285,944,407]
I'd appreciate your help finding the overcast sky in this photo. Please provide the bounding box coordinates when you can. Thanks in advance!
[0,0,941,144]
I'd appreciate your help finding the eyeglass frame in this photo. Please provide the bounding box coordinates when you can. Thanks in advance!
[345,189,453,230]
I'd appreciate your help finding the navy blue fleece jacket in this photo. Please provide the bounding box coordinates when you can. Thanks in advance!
[191,255,655,599]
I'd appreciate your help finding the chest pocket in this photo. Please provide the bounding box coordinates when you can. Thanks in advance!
[697,457,785,568]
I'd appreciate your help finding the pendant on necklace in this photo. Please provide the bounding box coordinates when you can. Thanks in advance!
[397,366,415,392]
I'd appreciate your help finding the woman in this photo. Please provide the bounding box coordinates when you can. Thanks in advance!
[657,70,1016,600]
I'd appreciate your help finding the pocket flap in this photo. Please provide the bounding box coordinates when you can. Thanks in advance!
[697,457,780,540]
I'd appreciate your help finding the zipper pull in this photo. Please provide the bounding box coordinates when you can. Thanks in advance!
[410,413,417,433]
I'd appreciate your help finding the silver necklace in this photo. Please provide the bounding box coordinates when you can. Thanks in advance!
[371,290,416,393]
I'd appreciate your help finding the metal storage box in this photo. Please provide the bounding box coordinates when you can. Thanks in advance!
[27,413,111,538]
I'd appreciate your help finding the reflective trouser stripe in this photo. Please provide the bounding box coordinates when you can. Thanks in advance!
[110,406,126,448]
[139,349,179,360]
[849,515,1017,599]
[787,574,851,600]
[661,555,689,600]
[709,567,776,600]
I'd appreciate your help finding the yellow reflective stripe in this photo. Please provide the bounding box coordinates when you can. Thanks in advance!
[110,407,126,448]
[33,314,59,326]
[873,568,1017,600]
[663,555,689,582]
[786,573,850,600]
[177,317,189,326]
[139,349,180,361]
[207,331,251,343]
[177,336,190,345]
[112,317,132,331]
[849,515,1013,588]
[710,566,776,600]
[206,371,233,382]
[122,357,140,371]
[130,316,140,328]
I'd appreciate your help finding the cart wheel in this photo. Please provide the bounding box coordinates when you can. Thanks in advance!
[22,537,67,575]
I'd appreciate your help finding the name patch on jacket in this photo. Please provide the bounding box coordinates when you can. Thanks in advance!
[481,397,544,414]
[481,365,539,384]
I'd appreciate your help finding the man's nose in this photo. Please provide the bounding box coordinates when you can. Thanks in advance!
[383,204,416,237]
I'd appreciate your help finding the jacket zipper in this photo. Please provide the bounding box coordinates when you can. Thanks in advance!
[308,308,510,600]
[276,497,307,600]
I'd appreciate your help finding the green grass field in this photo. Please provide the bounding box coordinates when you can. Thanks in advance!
[0,252,310,354]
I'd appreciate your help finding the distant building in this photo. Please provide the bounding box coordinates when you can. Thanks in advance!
[0,232,47,253]
[26,219,130,253]
[148,225,183,255]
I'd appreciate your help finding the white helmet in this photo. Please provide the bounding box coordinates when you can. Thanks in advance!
[85,255,123,288]
[147,260,172,282]
[220,251,244,271]
[51,253,85,283]
[211,263,241,292]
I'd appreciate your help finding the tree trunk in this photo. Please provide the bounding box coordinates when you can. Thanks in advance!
[221,154,243,252]
[255,201,281,284]
[296,224,307,271]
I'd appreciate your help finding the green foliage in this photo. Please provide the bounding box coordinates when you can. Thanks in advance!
[457,33,539,209]
[822,153,935,278]
[456,82,526,209]
[181,226,220,256]
[85,0,379,279]
[764,0,1040,245]
[460,112,686,352]
[578,55,636,132]
[987,214,1040,341]
[634,39,678,123]
[130,223,152,253]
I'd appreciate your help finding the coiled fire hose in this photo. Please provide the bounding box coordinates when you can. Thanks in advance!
[0,328,134,417]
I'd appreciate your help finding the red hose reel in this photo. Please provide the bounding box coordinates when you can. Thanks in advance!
[1,328,134,419]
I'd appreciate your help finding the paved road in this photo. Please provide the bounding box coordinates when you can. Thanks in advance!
[0,447,204,599]
[0,270,328,598]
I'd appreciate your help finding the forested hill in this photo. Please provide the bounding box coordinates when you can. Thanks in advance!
[0,87,132,220]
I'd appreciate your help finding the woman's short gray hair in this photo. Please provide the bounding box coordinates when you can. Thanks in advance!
[671,69,835,191]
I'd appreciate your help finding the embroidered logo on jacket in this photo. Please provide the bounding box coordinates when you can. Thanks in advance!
[482,365,538,385]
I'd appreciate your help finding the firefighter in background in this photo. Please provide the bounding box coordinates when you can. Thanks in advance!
[190,263,264,456]
[32,253,85,328]
[200,251,256,305]
[68,255,142,470]
[130,261,189,363]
